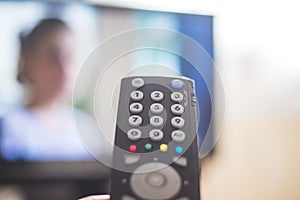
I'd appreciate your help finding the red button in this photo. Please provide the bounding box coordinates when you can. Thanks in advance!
[129,145,137,152]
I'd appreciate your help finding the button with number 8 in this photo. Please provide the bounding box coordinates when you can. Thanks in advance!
[130,91,144,101]
[130,103,143,114]
[150,116,164,127]
[128,115,142,126]
[171,117,185,128]
[151,91,164,102]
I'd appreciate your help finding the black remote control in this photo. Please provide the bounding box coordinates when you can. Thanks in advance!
[110,76,200,200]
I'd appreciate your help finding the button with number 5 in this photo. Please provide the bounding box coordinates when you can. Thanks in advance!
[130,103,143,114]
[171,117,185,128]
[150,103,164,114]
[128,115,142,126]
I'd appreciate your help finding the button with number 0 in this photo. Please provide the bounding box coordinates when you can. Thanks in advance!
[171,92,184,103]
[130,103,143,114]
[151,91,164,102]
[150,116,164,127]
[150,103,164,114]
[171,104,184,115]
[128,115,142,126]
[127,129,142,141]
[149,129,164,141]
[130,91,144,101]
[171,117,185,128]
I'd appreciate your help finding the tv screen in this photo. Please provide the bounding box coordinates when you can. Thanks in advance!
[0,1,213,163]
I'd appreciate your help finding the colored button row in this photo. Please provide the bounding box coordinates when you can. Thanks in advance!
[131,78,185,90]
[129,144,183,154]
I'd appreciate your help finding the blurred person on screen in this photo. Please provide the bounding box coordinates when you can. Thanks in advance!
[0,18,98,161]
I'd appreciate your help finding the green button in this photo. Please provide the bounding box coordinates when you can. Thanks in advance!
[145,143,152,151]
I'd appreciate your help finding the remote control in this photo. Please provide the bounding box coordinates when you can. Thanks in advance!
[110,76,200,200]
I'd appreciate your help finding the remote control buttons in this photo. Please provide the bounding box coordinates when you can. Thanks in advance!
[150,103,164,114]
[173,156,187,167]
[129,103,143,114]
[128,115,142,126]
[170,79,184,89]
[171,92,184,103]
[171,117,185,128]
[145,143,152,151]
[171,130,186,142]
[127,129,142,141]
[124,154,140,165]
[149,129,164,141]
[160,144,168,152]
[175,146,183,154]
[171,104,184,115]
[131,78,144,88]
[130,91,144,101]
[150,116,164,127]
[151,91,164,102]
[129,145,137,153]
[130,162,181,200]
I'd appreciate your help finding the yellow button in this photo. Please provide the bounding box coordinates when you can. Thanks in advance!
[160,144,168,152]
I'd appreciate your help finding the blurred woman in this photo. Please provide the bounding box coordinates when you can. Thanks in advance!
[0,18,93,161]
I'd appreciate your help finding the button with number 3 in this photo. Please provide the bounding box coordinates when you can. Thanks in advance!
[128,115,142,126]
[171,117,185,128]
[130,103,143,114]
[171,92,184,103]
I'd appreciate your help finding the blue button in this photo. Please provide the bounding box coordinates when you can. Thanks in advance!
[170,79,184,89]
[175,146,183,154]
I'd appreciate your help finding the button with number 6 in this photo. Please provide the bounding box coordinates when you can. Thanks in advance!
[171,104,184,115]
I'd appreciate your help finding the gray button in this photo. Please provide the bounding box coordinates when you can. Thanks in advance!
[127,129,142,141]
[150,103,164,114]
[150,116,164,127]
[171,104,185,115]
[131,78,144,88]
[171,117,185,128]
[129,103,143,114]
[121,195,136,200]
[130,91,144,101]
[124,154,141,165]
[130,162,181,200]
[149,129,164,141]
[128,115,142,126]
[171,130,186,142]
[151,91,164,102]
[171,92,184,103]
[173,156,187,167]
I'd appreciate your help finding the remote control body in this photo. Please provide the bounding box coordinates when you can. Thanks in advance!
[110,76,200,200]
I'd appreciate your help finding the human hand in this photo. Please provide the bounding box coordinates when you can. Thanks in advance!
[79,194,110,200]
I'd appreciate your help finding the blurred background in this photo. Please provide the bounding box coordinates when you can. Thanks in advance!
[0,0,300,200]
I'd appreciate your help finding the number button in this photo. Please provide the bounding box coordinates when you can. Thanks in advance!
[131,78,144,88]
[149,129,164,141]
[150,103,164,114]
[150,116,164,127]
[127,129,142,141]
[171,117,185,128]
[171,92,184,103]
[170,79,184,89]
[130,103,143,114]
[130,91,144,101]
[171,104,184,115]
[151,91,164,102]
[128,115,142,126]
[171,130,186,142]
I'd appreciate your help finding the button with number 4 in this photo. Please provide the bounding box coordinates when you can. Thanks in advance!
[130,91,144,101]
[151,91,164,102]
[150,116,164,127]
[171,104,184,115]
[171,117,185,128]
[150,103,164,114]
[128,115,142,126]
[130,103,143,114]
[171,92,184,103]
